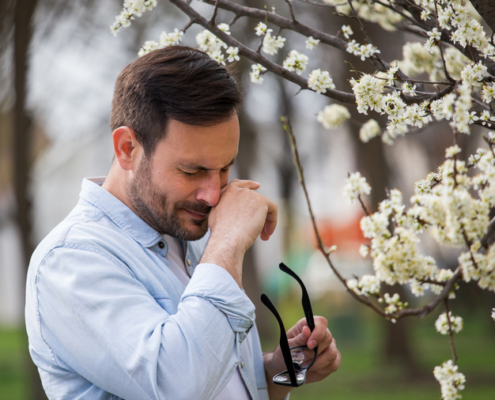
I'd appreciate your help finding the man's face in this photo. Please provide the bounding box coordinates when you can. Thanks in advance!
[128,115,240,241]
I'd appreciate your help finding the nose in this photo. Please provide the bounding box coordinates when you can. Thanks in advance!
[195,173,222,207]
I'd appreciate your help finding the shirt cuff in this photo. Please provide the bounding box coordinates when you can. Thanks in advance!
[181,263,255,334]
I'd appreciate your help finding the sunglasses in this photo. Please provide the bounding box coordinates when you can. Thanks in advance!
[261,263,318,387]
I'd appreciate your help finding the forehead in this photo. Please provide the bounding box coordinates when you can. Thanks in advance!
[151,115,240,168]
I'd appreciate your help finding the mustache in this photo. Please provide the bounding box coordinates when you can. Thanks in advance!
[177,201,211,215]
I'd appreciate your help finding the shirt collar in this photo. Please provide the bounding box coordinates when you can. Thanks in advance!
[79,177,162,248]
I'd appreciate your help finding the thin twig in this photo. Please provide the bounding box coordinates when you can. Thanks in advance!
[285,0,296,22]
[210,0,220,24]
[433,0,455,83]
[182,19,194,33]
[346,0,388,71]
[357,194,370,216]
[280,115,464,321]
[443,299,458,365]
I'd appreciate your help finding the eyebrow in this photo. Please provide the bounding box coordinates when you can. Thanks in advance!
[177,157,236,172]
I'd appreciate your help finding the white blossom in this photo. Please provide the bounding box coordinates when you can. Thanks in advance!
[307,69,335,94]
[346,40,380,61]
[217,23,231,35]
[350,74,385,115]
[262,30,286,55]
[282,50,308,75]
[255,22,268,36]
[110,0,157,36]
[348,274,381,296]
[460,61,487,87]
[445,145,461,158]
[317,104,350,129]
[305,36,320,50]
[196,29,227,55]
[210,50,225,66]
[435,312,463,335]
[226,46,240,63]
[250,64,267,85]
[359,244,369,258]
[426,28,441,53]
[343,172,371,204]
[159,29,183,47]
[434,360,465,400]
[360,119,381,143]
[341,25,353,39]
[138,40,159,57]
[482,83,495,104]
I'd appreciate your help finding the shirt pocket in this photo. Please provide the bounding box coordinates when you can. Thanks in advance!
[152,294,177,315]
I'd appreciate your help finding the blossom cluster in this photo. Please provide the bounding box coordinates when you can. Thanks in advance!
[110,0,157,36]
[317,104,350,129]
[346,40,380,61]
[324,0,401,31]
[308,69,335,94]
[138,29,184,57]
[433,360,466,400]
[283,50,309,75]
[342,172,371,204]
[195,25,239,66]
[347,274,380,296]
[435,312,463,335]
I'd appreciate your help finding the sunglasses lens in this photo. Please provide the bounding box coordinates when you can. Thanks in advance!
[274,371,307,385]
[291,346,317,367]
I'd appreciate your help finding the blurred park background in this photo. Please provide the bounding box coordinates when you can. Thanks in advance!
[1,0,494,399]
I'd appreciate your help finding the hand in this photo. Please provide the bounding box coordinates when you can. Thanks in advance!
[263,317,341,400]
[200,180,278,286]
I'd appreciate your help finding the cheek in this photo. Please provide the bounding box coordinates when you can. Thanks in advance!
[166,179,200,202]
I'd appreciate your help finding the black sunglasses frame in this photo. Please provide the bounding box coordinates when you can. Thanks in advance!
[261,263,318,387]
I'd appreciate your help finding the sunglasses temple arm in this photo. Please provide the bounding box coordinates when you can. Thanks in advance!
[260,294,298,386]
[279,263,315,331]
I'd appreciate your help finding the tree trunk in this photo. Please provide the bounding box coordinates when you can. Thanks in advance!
[14,0,47,398]
[469,0,495,33]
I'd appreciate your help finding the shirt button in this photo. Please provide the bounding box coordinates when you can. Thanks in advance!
[187,259,192,266]
[158,241,165,249]
[241,360,245,368]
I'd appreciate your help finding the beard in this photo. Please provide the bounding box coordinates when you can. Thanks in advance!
[128,156,210,241]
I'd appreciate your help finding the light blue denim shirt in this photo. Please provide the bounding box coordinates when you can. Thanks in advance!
[25,178,270,400]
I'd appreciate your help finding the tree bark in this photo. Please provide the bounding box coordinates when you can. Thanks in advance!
[469,0,495,34]
[14,0,47,399]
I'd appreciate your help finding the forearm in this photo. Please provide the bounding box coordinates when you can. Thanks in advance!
[200,234,245,287]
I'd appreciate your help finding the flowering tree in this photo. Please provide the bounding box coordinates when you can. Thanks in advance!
[110,0,495,398]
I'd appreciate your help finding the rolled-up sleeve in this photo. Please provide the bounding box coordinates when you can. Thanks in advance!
[36,245,255,400]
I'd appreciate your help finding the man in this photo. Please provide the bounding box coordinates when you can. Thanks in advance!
[25,46,340,400]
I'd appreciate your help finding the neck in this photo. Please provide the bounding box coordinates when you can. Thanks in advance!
[102,162,136,215]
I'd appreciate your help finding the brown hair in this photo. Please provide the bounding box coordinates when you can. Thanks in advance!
[110,46,242,156]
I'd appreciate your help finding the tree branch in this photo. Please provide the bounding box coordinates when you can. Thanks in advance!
[169,0,355,103]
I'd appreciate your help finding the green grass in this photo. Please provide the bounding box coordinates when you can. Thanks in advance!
[0,328,31,400]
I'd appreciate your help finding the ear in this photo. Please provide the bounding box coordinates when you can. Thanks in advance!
[111,126,142,171]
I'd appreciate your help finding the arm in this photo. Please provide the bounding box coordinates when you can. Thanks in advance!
[36,246,254,400]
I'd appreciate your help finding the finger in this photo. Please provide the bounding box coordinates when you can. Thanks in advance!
[311,345,341,376]
[260,198,278,241]
[288,325,312,348]
[306,317,330,350]
[310,339,339,372]
[227,179,261,190]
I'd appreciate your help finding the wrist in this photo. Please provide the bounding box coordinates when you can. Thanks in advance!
[263,352,292,400]
[200,235,244,287]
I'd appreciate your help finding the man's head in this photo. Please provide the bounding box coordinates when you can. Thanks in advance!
[107,46,242,241]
